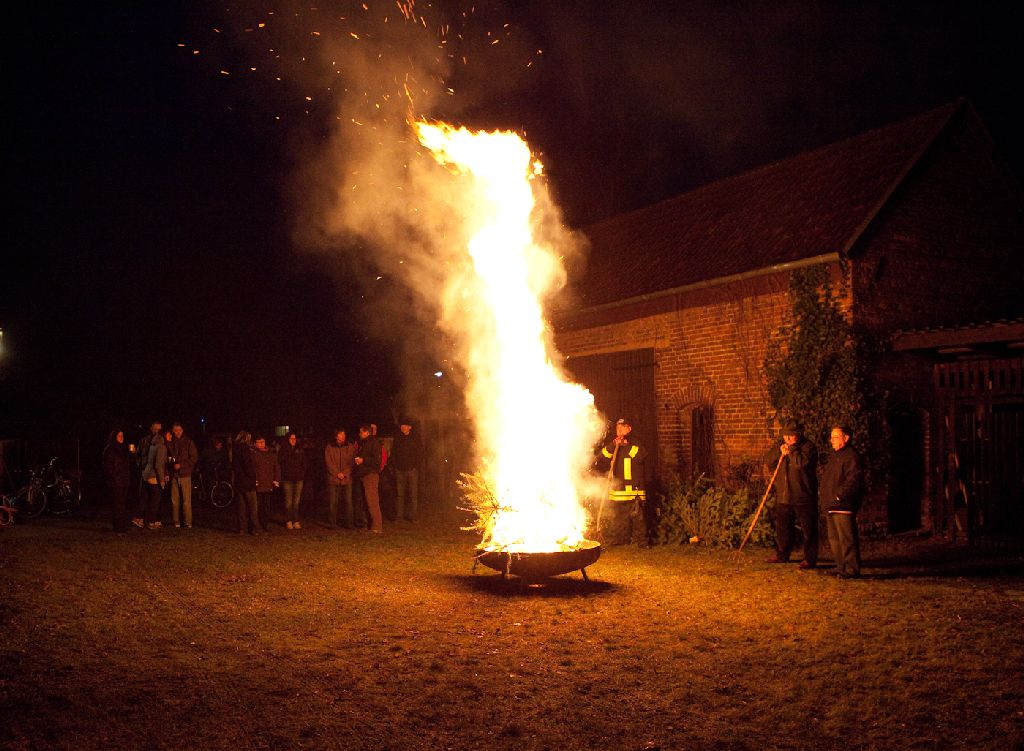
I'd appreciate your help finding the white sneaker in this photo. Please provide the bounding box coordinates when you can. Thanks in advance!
[174,523,181,528]
[286,521,294,530]
[294,521,301,529]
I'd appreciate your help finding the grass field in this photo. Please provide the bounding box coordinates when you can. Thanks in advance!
[2,504,1023,750]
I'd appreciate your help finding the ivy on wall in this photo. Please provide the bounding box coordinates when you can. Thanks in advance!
[763,264,888,482]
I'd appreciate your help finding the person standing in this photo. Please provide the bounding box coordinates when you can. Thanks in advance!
[765,422,819,569]
[353,424,383,534]
[391,419,423,522]
[139,431,167,529]
[252,436,280,529]
[168,422,198,529]
[132,421,161,527]
[200,436,228,479]
[820,425,865,579]
[234,431,260,535]
[599,418,648,545]
[102,430,133,533]
[324,429,357,528]
[279,432,307,530]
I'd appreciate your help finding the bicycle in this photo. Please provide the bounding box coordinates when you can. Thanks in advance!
[42,457,80,515]
[195,467,234,509]
[11,468,47,518]
[0,494,17,527]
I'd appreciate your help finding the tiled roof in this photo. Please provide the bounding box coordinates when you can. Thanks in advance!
[570,101,962,308]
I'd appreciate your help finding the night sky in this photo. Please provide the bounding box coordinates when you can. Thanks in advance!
[5,1,1022,439]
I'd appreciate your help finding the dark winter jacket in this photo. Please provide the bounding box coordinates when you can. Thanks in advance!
[252,448,281,493]
[600,439,647,489]
[766,439,817,505]
[102,433,132,489]
[390,431,423,472]
[168,434,199,476]
[819,444,864,514]
[278,442,307,482]
[354,435,383,478]
[233,445,257,493]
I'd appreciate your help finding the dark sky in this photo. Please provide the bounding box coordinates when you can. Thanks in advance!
[4,1,1022,438]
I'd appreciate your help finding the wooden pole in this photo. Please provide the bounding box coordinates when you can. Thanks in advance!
[738,453,785,552]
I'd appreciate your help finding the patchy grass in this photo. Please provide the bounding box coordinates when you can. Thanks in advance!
[1,508,1023,751]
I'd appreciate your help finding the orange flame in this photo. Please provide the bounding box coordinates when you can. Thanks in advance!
[415,121,603,552]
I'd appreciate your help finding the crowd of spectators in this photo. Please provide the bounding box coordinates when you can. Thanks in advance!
[101,419,424,535]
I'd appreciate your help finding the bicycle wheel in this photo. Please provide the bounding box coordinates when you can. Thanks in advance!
[0,503,14,527]
[17,485,47,518]
[210,481,234,508]
[47,482,74,515]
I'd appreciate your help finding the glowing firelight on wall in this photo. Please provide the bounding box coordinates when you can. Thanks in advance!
[414,121,604,553]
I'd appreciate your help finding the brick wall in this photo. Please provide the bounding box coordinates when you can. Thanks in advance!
[853,106,1024,335]
[555,264,849,482]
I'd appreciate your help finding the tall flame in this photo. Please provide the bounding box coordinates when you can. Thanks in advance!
[415,120,603,552]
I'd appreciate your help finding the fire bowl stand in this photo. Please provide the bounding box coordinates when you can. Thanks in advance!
[475,541,602,581]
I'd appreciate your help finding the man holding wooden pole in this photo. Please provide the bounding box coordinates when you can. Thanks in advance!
[764,422,819,569]
[598,417,647,545]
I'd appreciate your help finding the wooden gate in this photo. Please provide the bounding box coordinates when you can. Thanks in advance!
[564,348,658,481]
[934,357,1024,546]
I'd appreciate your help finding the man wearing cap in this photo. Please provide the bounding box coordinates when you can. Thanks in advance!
[819,425,864,578]
[764,422,818,568]
[391,419,423,523]
[599,417,648,544]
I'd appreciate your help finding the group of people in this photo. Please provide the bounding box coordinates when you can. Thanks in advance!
[101,419,424,536]
[765,422,865,578]
[102,414,864,574]
[594,414,866,576]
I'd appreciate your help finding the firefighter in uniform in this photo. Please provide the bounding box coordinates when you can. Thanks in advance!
[599,417,648,545]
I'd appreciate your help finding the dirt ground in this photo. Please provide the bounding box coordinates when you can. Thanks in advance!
[1,505,1023,751]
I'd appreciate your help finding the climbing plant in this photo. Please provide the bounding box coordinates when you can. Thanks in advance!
[763,264,888,482]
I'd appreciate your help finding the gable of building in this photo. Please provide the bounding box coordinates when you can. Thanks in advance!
[562,101,964,314]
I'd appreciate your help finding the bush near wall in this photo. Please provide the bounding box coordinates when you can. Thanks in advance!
[652,470,774,548]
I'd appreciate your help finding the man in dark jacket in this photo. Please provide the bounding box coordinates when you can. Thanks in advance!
[391,419,423,523]
[765,422,818,568]
[819,425,864,578]
[234,431,260,534]
[252,436,280,529]
[169,422,199,529]
[353,425,383,534]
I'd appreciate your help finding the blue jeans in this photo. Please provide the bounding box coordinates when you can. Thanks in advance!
[282,480,304,522]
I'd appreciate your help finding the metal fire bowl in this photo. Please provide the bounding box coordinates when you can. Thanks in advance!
[475,540,602,580]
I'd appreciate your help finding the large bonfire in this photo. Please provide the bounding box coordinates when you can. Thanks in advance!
[414,120,604,554]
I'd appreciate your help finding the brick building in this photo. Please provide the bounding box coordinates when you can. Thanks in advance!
[553,100,1024,538]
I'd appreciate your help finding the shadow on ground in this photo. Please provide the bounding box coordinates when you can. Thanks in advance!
[445,572,619,598]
